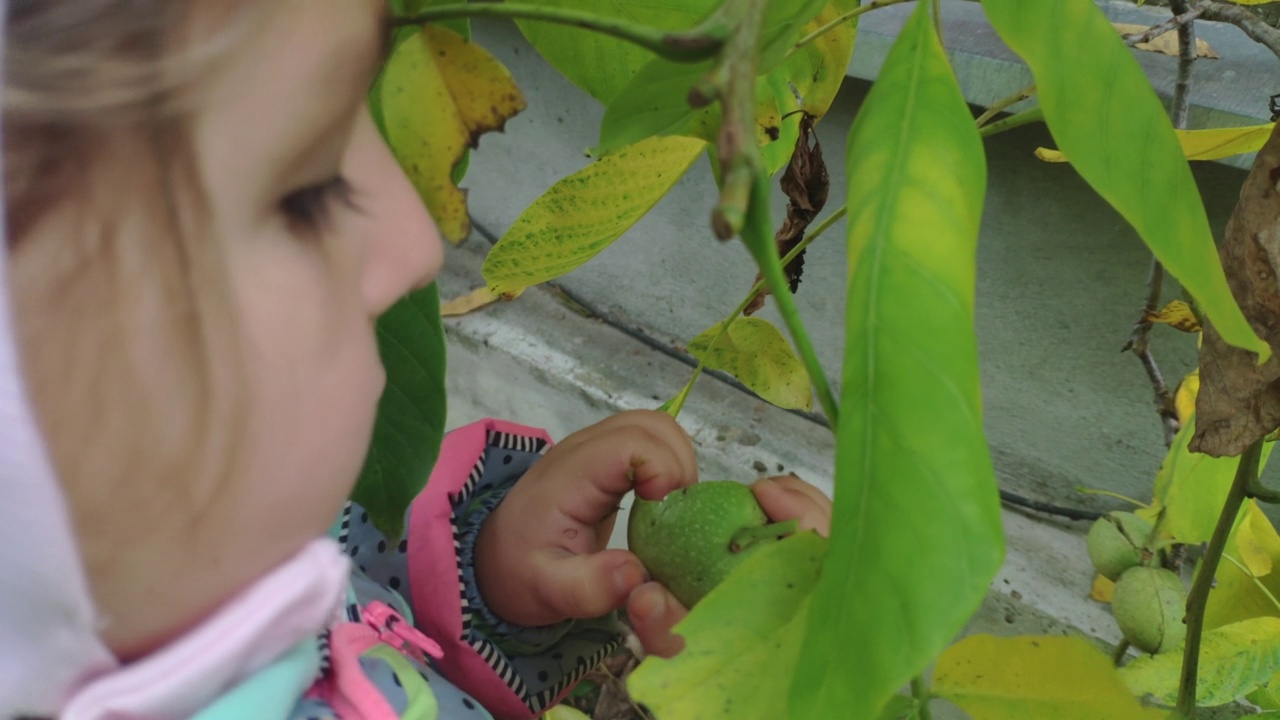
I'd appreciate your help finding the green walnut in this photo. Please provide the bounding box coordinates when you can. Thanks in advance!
[627,480,796,608]
[1111,566,1187,654]
[1087,511,1154,581]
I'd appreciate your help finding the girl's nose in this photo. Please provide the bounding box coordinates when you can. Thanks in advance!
[353,112,445,317]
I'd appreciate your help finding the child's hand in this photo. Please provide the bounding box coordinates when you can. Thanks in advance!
[626,474,833,658]
[474,410,698,629]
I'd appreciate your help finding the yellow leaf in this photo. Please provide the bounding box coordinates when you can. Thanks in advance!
[542,706,591,720]
[1144,300,1201,333]
[1040,125,1275,166]
[1239,502,1280,578]
[483,136,705,295]
[934,635,1165,719]
[381,27,526,243]
[687,318,813,411]
[1179,124,1275,161]
[1114,22,1220,58]
[1121,617,1280,707]
[1174,371,1199,427]
[441,286,507,317]
[1090,574,1116,603]
[1034,147,1067,163]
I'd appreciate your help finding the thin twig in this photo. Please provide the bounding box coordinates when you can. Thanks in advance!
[1123,6,1205,47]
[1175,439,1263,718]
[1122,260,1180,446]
[977,107,1044,138]
[392,3,727,62]
[791,0,915,51]
[1195,0,1280,59]
[1170,0,1197,129]
[974,82,1037,129]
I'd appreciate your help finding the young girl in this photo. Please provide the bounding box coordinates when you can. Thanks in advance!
[0,2,832,719]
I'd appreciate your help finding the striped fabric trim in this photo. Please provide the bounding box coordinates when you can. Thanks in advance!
[486,429,549,455]
[336,502,352,547]
[316,630,333,680]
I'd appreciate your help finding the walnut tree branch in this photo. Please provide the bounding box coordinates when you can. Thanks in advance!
[1123,6,1204,47]
[1195,0,1280,59]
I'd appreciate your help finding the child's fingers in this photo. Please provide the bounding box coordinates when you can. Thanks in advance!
[535,548,648,621]
[627,582,688,659]
[751,476,832,537]
[552,410,698,488]
[551,422,697,526]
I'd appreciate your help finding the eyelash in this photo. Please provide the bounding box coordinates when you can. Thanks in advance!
[280,176,359,234]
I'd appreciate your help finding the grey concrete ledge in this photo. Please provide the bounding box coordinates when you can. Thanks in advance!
[851,0,1279,169]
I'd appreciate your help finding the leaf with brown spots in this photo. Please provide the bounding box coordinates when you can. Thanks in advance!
[1143,299,1202,333]
[380,26,526,244]
[745,113,829,315]
[1192,123,1280,456]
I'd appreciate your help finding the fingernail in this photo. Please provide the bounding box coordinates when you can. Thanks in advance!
[632,583,666,623]
[614,562,647,596]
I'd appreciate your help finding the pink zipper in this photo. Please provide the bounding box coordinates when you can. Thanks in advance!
[361,601,445,665]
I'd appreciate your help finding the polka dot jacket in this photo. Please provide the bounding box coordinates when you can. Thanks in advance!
[286,419,623,720]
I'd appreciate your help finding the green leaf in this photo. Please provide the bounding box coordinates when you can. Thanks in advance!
[517,0,713,104]
[933,635,1166,719]
[1148,416,1273,546]
[1120,617,1280,707]
[790,6,1004,718]
[595,0,829,156]
[981,0,1270,362]
[1204,502,1280,631]
[389,0,468,39]
[1248,672,1280,710]
[688,318,813,411]
[482,136,705,295]
[876,695,919,720]
[627,532,827,719]
[785,0,859,118]
[352,284,448,541]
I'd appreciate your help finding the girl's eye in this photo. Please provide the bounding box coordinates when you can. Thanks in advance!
[280,176,358,234]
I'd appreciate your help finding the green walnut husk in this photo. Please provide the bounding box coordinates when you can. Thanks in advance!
[1087,511,1155,581]
[628,481,796,607]
[1112,566,1187,654]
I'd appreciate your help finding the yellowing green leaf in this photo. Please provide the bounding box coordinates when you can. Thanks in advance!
[934,635,1163,719]
[789,0,859,118]
[1239,502,1279,578]
[627,532,827,719]
[1149,417,1272,546]
[1091,574,1116,604]
[1120,617,1280,707]
[1144,300,1201,333]
[482,136,705,295]
[381,26,526,243]
[688,318,813,411]
[441,286,507,317]
[1205,502,1280,630]
[1113,22,1219,58]
[791,6,1004,718]
[983,0,1270,362]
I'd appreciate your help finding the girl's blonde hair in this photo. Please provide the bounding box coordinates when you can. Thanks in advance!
[4,2,256,537]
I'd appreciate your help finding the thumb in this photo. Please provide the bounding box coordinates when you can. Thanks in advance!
[535,548,649,621]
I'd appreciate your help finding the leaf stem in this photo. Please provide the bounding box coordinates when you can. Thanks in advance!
[974,82,1037,129]
[977,107,1044,138]
[1175,438,1263,717]
[792,0,915,52]
[1123,6,1204,47]
[746,174,840,426]
[911,676,933,720]
[664,206,848,419]
[392,3,727,62]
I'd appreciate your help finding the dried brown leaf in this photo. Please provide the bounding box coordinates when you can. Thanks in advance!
[746,114,828,316]
[1114,22,1220,59]
[1192,123,1280,456]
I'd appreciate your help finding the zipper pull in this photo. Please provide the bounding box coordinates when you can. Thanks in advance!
[362,601,445,663]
